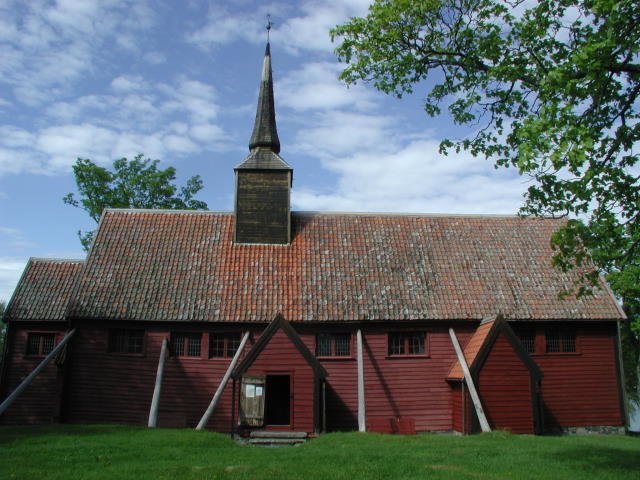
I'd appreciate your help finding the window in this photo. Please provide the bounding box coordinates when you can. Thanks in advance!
[26,333,55,356]
[171,332,201,357]
[546,330,576,353]
[388,332,426,356]
[108,329,144,354]
[518,331,536,354]
[209,333,241,358]
[316,333,351,357]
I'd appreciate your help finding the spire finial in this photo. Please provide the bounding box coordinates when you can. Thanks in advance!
[266,14,273,42]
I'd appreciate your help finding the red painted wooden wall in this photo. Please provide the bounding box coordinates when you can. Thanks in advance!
[243,328,315,432]
[65,323,250,430]
[477,332,534,434]
[528,322,623,431]
[0,324,66,425]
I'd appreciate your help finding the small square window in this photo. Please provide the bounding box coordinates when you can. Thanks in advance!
[108,329,144,354]
[316,333,351,357]
[26,333,55,356]
[209,333,241,358]
[518,331,536,354]
[546,330,576,353]
[172,332,201,357]
[388,332,427,356]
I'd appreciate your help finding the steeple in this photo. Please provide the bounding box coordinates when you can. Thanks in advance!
[234,39,293,245]
[248,42,280,153]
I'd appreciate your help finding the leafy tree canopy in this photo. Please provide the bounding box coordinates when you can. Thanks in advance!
[64,154,208,250]
[332,0,639,312]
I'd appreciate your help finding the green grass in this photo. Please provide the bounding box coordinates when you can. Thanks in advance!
[0,425,639,480]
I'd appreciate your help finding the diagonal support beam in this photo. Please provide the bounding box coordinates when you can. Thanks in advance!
[148,337,168,428]
[0,329,76,416]
[196,331,250,430]
[449,328,491,433]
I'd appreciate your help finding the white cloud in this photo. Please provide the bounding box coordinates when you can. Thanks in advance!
[187,0,370,53]
[293,137,527,214]
[0,257,26,303]
[292,111,396,157]
[278,62,374,112]
[0,0,156,106]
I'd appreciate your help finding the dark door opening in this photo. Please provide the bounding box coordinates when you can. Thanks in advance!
[265,375,290,426]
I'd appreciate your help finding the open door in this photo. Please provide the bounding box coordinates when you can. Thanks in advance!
[240,376,265,426]
[265,375,291,426]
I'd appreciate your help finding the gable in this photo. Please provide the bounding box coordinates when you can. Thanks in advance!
[233,314,327,379]
[448,315,542,381]
[66,209,624,322]
[5,258,84,322]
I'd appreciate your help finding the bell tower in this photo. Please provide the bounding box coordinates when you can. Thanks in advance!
[234,42,292,245]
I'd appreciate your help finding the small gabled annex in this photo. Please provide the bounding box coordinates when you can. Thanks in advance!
[448,315,543,434]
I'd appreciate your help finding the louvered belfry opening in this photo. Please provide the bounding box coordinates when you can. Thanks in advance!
[234,42,292,245]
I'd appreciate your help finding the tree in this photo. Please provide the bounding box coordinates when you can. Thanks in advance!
[332,0,639,398]
[64,154,208,250]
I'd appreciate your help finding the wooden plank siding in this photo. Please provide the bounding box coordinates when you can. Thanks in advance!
[243,328,315,432]
[0,324,67,425]
[517,322,623,431]
[477,332,534,434]
[307,325,476,433]
[3,320,622,433]
[65,324,255,430]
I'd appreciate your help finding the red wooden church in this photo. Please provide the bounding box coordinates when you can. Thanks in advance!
[0,43,627,436]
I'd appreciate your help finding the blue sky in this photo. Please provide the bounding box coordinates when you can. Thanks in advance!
[0,0,529,302]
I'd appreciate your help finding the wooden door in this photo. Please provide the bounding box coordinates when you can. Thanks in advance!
[240,376,265,426]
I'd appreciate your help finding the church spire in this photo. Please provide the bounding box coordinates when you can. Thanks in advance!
[248,41,281,153]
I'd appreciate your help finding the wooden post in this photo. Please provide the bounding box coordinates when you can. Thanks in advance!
[449,328,491,433]
[148,337,168,428]
[357,329,366,432]
[322,381,327,433]
[0,329,76,416]
[196,331,250,430]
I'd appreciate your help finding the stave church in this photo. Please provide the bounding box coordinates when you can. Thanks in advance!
[0,42,627,436]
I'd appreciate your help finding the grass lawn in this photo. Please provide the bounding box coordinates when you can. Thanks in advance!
[1,425,639,480]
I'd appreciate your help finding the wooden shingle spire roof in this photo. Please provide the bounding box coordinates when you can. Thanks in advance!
[237,43,289,171]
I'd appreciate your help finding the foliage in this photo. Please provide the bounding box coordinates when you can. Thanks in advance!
[331,0,640,330]
[63,154,208,250]
[0,425,639,479]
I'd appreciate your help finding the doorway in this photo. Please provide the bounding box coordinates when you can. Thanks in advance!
[265,375,290,426]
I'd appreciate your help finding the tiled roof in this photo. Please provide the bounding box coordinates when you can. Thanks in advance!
[67,209,623,323]
[5,258,84,322]
[447,319,496,380]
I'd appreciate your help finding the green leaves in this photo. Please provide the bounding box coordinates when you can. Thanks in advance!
[332,0,640,347]
[64,154,208,251]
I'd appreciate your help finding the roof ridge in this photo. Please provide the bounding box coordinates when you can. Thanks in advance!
[292,211,561,220]
[29,257,85,263]
[104,208,231,215]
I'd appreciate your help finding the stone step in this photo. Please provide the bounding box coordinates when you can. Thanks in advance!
[249,437,306,446]
[250,430,307,439]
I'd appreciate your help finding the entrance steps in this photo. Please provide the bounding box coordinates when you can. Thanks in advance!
[248,430,308,446]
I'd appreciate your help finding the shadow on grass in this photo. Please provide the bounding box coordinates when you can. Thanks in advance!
[0,424,142,445]
[554,446,640,474]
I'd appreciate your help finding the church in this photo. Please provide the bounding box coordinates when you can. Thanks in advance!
[0,43,627,436]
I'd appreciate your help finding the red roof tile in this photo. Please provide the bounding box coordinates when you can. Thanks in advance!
[6,258,84,322]
[67,210,622,322]
[448,319,496,380]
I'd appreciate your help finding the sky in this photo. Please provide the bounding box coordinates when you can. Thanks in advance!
[0,0,530,303]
